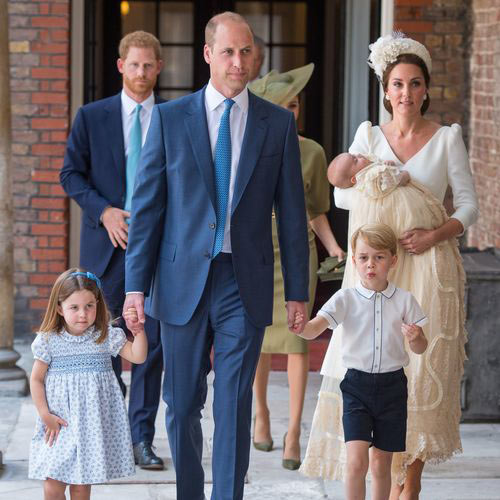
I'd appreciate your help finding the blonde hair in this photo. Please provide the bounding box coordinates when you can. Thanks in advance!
[119,30,161,60]
[38,268,110,344]
[351,223,398,256]
[205,11,252,49]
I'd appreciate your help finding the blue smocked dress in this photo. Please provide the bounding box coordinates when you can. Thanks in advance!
[29,326,135,484]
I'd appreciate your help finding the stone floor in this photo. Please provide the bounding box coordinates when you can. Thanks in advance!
[1,340,499,499]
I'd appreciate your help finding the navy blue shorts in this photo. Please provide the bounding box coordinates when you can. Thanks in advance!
[340,368,408,452]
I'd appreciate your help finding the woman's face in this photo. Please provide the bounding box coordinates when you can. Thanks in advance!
[385,63,427,118]
[285,95,300,122]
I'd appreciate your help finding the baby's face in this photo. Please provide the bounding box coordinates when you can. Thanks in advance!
[335,153,371,179]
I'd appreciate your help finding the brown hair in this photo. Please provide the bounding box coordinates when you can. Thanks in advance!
[119,30,161,61]
[351,223,398,256]
[205,11,252,49]
[38,268,110,344]
[382,53,431,115]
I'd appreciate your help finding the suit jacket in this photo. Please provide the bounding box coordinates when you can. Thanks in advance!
[125,87,309,328]
[60,92,165,276]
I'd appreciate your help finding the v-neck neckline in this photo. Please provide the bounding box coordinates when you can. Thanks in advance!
[376,125,444,165]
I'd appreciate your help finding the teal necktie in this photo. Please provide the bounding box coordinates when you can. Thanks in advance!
[125,104,142,212]
[212,98,235,257]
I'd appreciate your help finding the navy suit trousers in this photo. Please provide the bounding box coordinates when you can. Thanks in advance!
[100,247,163,444]
[161,254,265,500]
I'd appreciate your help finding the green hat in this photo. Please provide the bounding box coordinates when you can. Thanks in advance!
[248,63,314,106]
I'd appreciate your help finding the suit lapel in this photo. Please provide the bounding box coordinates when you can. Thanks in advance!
[104,93,126,182]
[231,92,268,215]
[184,88,216,210]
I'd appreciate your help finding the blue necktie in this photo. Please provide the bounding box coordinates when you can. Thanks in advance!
[212,98,235,257]
[125,104,142,212]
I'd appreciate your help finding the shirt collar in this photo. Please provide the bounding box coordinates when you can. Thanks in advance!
[355,281,396,299]
[121,89,155,116]
[206,80,249,114]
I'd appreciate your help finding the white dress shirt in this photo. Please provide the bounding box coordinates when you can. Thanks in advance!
[205,81,249,253]
[317,282,428,373]
[121,90,155,157]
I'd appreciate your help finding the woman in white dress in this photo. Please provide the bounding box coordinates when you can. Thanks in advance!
[300,33,479,500]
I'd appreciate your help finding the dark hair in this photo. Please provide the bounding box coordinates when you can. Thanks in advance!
[382,53,431,115]
[38,267,110,344]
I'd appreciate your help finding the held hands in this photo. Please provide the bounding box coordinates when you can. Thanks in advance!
[101,206,131,249]
[123,307,145,336]
[286,301,307,334]
[402,323,428,354]
[123,293,145,331]
[399,228,436,255]
[41,412,68,447]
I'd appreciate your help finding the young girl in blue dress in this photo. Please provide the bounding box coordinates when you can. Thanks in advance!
[29,268,148,499]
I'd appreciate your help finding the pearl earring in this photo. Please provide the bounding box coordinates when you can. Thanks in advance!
[424,93,428,100]
[385,94,390,101]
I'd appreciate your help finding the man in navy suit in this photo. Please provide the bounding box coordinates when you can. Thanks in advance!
[60,31,165,470]
[124,12,309,500]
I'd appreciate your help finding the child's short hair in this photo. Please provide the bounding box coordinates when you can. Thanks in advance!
[38,267,110,343]
[351,223,398,256]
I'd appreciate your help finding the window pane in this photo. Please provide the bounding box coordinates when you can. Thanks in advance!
[122,2,156,36]
[159,47,193,88]
[159,2,193,43]
[271,47,306,73]
[272,3,307,44]
[235,2,270,42]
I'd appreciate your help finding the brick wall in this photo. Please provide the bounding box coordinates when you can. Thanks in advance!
[394,0,471,130]
[8,0,70,336]
[467,0,500,249]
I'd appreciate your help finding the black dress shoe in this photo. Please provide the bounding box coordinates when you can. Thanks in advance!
[133,441,165,470]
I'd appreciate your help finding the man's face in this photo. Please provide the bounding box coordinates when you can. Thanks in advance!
[203,21,254,98]
[117,46,163,101]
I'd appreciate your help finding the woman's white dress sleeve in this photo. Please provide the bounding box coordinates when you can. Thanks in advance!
[446,124,479,231]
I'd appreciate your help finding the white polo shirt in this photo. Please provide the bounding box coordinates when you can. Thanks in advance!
[317,282,428,373]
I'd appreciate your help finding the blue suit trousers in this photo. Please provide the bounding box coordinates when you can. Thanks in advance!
[161,254,265,500]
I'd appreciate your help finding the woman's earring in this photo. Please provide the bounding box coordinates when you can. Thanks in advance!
[385,94,390,101]
[424,93,428,100]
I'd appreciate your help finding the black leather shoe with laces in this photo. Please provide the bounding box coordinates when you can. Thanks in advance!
[133,441,165,470]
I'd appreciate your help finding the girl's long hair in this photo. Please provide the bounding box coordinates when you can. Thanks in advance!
[38,267,110,344]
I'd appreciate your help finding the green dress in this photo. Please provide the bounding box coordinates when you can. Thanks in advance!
[261,138,330,354]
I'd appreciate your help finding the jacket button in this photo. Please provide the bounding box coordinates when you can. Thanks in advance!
[209,223,215,229]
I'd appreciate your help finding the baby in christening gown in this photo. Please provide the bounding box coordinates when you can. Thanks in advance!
[300,151,466,483]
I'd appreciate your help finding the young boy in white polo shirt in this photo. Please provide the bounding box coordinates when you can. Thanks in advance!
[294,223,428,500]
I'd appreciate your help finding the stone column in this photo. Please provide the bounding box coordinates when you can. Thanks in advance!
[0,0,28,397]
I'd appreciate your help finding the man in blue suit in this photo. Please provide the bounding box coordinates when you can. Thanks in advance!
[124,12,309,500]
[60,31,165,470]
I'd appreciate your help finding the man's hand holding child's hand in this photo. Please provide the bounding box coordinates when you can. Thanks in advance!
[123,307,145,337]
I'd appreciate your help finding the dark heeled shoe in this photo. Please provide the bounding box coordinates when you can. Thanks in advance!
[252,416,273,452]
[282,432,301,470]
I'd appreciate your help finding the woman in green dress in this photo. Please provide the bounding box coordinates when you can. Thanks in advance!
[249,64,345,469]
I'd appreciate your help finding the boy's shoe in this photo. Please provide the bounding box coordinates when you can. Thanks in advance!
[133,441,165,470]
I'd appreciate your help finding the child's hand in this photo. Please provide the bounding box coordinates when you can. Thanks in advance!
[402,323,422,341]
[402,323,427,354]
[41,412,68,447]
[291,311,305,334]
[123,307,145,337]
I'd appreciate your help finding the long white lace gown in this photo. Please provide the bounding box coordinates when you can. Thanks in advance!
[300,121,479,484]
